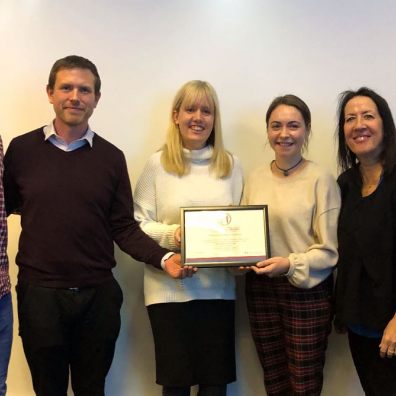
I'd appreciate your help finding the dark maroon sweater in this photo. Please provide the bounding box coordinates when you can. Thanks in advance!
[4,128,169,288]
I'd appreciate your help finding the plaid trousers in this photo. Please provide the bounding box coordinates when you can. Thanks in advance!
[246,273,333,396]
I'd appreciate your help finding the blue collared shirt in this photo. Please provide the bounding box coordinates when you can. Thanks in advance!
[43,122,94,152]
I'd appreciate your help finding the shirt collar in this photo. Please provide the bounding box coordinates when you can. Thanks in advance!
[43,121,94,147]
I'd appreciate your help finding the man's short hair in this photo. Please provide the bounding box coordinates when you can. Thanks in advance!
[47,55,101,95]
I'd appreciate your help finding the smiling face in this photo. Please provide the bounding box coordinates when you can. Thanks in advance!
[173,93,214,150]
[343,96,384,163]
[47,67,101,135]
[267,104,307,163]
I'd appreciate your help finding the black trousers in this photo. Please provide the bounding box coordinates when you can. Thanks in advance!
[16,278,123,396]
[348,330,396,396]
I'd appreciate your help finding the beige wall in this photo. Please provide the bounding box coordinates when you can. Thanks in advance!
[3,0,395,394]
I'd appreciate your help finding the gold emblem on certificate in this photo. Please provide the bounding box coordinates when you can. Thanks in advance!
[180,205,270,267]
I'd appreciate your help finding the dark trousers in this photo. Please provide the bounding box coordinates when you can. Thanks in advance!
[246,274,333,396]
[348,330,396,396]
[16,278,123,396]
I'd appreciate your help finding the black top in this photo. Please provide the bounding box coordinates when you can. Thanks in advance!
[4,128,169,288]
[336,166,396,331]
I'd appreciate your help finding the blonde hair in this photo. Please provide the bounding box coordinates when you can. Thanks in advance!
[161,80,232,178]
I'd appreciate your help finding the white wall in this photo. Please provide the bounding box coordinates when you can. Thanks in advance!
[3,0,395,394]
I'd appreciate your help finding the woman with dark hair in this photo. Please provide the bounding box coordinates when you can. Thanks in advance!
[243,95,340,395]
[335,87,396,395]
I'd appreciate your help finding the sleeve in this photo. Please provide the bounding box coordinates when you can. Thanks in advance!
[110,152,169,269]
[391,179,396,309]
[240,170,251,206]
[133,155,180,251]
[286,172,341,288]
[230,156,244,205]
[3,139,22,215]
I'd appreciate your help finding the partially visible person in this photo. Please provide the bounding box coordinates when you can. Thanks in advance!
[4,55,187,396]
[0,136,12,396]
[335,87,396,396]
[134,80,243,396]
[242,95,340,395]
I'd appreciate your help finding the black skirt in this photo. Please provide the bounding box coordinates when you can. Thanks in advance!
[147,299,236,387]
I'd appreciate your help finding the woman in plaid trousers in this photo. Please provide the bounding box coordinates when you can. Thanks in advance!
[242,95,340,395]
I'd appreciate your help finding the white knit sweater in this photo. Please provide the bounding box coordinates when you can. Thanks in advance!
[134,146,244,306]
[242,161,341,289]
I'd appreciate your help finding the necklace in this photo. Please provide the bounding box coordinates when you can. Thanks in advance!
[360,166,383,197]
[273,157,303,176]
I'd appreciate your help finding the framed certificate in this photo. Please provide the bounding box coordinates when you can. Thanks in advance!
[180,205,270,267]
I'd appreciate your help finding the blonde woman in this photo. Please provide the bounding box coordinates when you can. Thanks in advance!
[134,81,243,396]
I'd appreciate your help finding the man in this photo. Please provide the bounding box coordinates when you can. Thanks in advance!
[0,136,12,396]
[4,55,190,396]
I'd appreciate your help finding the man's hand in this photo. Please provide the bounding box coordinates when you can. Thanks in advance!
[164,253,197,279]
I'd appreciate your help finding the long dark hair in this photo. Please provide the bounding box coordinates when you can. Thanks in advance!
[337,87,396,173]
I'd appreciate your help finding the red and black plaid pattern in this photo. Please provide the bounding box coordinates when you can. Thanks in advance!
[0,135,10,298]
[246,274,333,396]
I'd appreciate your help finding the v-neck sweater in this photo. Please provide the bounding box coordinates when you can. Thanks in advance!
[4,127,169,288]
